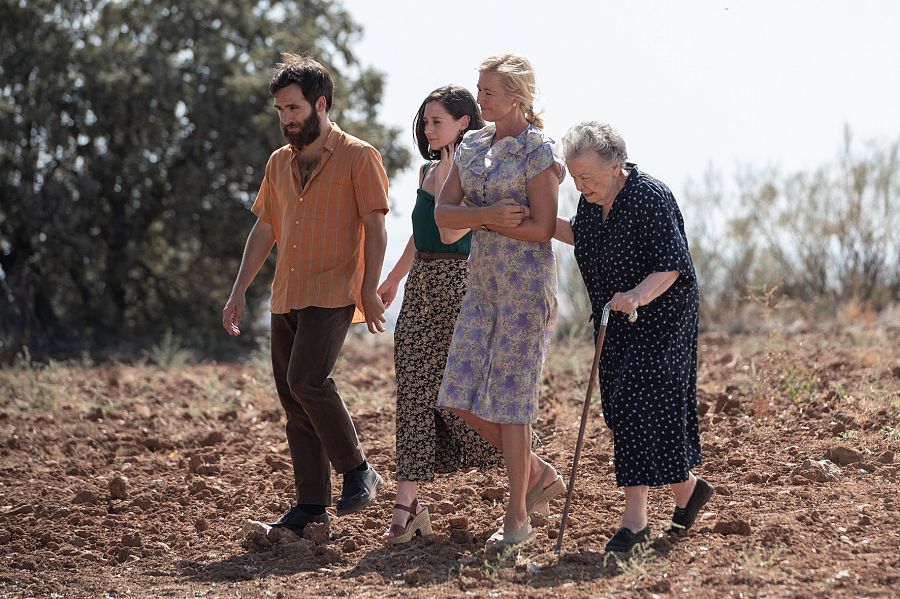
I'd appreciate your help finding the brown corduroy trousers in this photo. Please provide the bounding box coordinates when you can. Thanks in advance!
[270,305,365,505]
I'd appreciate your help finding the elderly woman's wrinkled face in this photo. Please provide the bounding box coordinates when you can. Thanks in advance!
[567,152,621,206]
[476,72,517,123]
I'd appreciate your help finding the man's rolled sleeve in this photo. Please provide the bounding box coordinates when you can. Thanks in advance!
[352,146,389,217]
[250,158,274,224]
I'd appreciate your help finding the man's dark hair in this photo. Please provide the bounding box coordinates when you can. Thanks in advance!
[413,85,485,160]
[269,53,334,112]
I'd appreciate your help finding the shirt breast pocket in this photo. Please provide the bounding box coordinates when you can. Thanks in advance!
[309,181,357,230]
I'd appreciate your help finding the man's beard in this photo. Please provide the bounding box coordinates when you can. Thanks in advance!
[282,110,320,149]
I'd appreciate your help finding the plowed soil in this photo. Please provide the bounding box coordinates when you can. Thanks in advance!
[2,323,899,598]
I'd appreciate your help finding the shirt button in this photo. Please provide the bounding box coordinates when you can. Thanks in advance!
[290,268,295,272]
[299,197,304,202]
[295,221,299,225]
[292,244,296,248]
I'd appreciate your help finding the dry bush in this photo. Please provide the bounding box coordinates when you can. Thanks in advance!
[681,127,899,330]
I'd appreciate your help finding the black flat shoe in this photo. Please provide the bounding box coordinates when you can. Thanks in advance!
[604,526,651,552]
[267,505,329,534]
[335,465,383,516]
[668,477,714,535]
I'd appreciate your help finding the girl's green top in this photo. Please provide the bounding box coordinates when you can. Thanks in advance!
[411,163,472,254]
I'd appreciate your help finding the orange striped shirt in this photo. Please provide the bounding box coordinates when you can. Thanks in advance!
[251,123,389,322]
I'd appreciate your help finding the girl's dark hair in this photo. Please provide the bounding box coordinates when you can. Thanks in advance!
[269,53,334,111]
[413,85,485,160]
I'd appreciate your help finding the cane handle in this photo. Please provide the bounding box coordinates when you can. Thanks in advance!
[600,300,638,326]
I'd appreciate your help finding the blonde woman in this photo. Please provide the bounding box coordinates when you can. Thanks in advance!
[435,54,566,550]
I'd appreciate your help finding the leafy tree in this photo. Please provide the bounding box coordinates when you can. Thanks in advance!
[0,0,410,362]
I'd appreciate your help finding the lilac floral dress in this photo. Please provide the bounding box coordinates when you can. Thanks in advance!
[437,124,565,424]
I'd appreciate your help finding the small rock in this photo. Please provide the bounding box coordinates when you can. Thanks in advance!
[362,518,379,530]
[195,518,208,533]
[129,496,153,511]
[449,528,474,544]
[342,539,358,552]
[188,454,218,475]
[240,520,272,550]
[199,430,225,447]
[264,455,291,472]
[647,578,672,593]
[109,476,128,500]
[0,530,11,544]
[830,422,847,436]
[727,457,747,467]
[73,490,99,505]
[794,459,841,482]
[480,487,505,501]
[530,512,547,527]
[700,511,717,522]
[744,472,765,483]
[120,532,142,548]
[713,517,752,536]
[715,485,732,496]
[825,446,863,466]
[304,522,329,545]
[448,516,469,529]
[191,479,221,496]
[859,462,879,473]
[434,500,455,515]
[318,545,341,563]
[267,526,299,545]
[282,537,315,557]
[877,451,894,464]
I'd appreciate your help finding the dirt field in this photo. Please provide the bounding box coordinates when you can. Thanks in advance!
[2,321,899,598]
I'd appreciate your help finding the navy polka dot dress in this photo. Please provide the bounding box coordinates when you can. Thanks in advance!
[571,164,702,487]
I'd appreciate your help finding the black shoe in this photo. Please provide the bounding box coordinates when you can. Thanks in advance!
[267,505,329,534]
[668,477,714,535]
[335,465,383,516]
[605,526,651,552]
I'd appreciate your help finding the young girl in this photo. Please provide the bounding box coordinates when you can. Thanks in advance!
[377,86,502,544]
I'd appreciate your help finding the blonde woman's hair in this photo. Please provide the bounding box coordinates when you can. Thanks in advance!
[477,53,544,129]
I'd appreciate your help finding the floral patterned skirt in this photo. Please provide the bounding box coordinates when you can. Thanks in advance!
[394,257,503,482]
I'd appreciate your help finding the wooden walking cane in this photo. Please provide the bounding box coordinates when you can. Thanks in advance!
[554,300,637,555]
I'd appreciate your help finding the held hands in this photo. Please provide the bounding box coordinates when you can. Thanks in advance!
[362,289,387,334]
[485,198,529,229]
[610,290,641,315]
[222,291,245,336]
[376,277,400,310]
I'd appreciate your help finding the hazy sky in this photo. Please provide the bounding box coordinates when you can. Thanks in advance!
[342,0,900,319]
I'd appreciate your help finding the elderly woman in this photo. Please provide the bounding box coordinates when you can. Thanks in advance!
[554,121,713,552]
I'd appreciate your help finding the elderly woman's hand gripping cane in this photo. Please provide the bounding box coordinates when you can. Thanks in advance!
[554,300,637,555]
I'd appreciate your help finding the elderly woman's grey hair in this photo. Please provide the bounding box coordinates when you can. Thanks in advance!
[560,121,628,165]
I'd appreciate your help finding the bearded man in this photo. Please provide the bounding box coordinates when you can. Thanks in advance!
[223,54,389,534]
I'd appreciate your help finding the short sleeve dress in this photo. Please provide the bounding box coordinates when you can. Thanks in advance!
[437,124,565,424]
[570,164,702,487]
